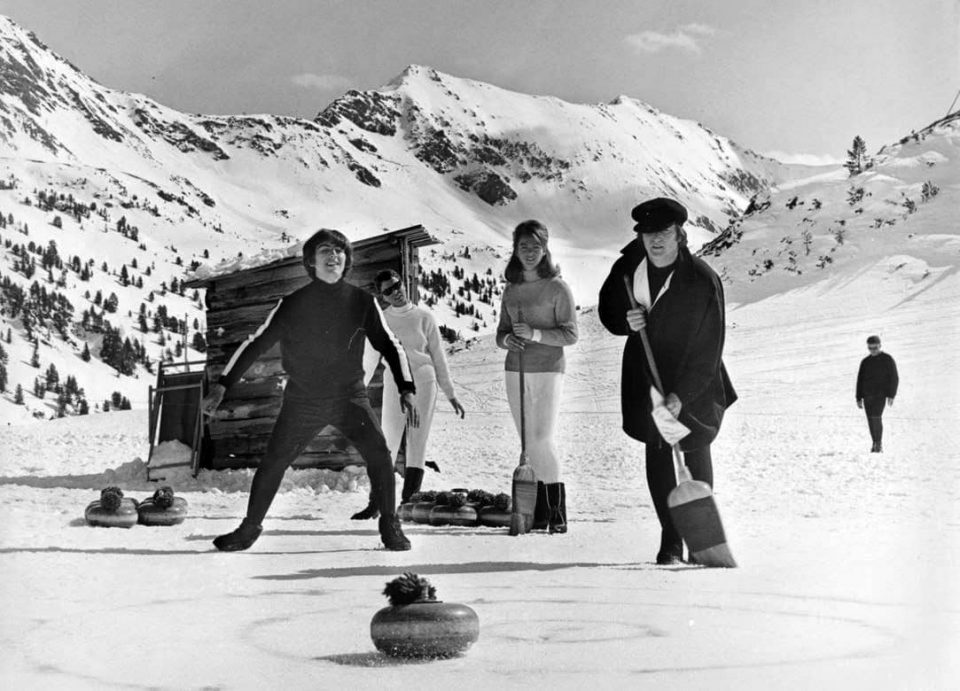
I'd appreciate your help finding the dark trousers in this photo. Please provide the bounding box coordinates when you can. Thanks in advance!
[246,390,396,525]
[645,443,713,554]
[863,396,886,444]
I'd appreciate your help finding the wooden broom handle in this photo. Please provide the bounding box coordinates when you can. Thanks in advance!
[622,275,665,394]
[623,275,690,480]
[518,307,526,456]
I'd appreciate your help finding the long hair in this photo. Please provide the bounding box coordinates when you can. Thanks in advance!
[302,228,353,280]
[504,220,560,284]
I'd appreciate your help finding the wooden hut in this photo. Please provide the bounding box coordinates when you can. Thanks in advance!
[183,224,438,471]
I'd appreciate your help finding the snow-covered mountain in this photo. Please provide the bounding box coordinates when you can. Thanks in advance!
[0,13,810,424]
[0,13,800,262]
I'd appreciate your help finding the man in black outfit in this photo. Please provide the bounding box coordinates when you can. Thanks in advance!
[201,228,419,551]
[856,335,899,453]
[598,198,737,565]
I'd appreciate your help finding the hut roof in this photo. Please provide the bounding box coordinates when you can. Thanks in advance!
[184,225,436,289]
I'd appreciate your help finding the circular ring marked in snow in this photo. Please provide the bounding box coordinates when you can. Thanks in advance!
[484,617,666,644]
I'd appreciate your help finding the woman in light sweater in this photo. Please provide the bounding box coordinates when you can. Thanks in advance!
[497,220,578,533]
[352,269,466,519]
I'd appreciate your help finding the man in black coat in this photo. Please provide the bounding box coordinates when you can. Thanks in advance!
[598,198,737,564]
[856,335,899,452]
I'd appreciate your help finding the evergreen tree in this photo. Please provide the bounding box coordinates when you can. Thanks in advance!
[81,342,91,362]
[14,383,24,404]
[844,136,869,176]
[78,398,89,415]
[30,341,40,368]
[45,363,59,389]
[0,361,7,392]
[56,390,70,417]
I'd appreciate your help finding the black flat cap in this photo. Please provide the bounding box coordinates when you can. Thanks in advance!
[631,197,688,233]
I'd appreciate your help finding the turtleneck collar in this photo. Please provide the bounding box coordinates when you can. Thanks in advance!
[387,302,416,314]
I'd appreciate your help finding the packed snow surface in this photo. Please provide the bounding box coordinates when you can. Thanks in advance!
[1,259,958,689]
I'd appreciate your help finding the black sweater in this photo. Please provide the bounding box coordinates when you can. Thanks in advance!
[219,279,415,399]
[856,352,899,400]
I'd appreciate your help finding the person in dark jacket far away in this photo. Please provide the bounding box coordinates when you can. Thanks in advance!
[200,228,420,552]
[856,335,899,453]
[598,198,737,565]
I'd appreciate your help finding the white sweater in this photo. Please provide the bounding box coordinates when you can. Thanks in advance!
[382,303,456,400]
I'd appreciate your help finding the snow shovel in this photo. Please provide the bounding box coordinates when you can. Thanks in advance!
[509,334,537,536]
[623,276,736,567]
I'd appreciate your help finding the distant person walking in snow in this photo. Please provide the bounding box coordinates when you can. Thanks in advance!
[497,220,578,533]
[856,335,899,453]
[200,228,419,552]
[350,269,466,520]
[598,198,737,565]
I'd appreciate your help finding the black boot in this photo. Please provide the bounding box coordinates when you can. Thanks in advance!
[379,513,411,551]
[351,490,380,520]
[532,482,549,530]
[656,531,683,565]
[401,468,424,503]
[545,482,567,534]
[213,519,262,552]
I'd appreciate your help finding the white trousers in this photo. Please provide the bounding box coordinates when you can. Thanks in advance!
[505,371,564,483]
[382,374,438,470]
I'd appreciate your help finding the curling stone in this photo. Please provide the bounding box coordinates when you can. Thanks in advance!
[85,487,138,528]
[478,506,512,528]
[137,486,188,526]
[411,495,436,524]
[477,492,512,528]
[429,504,478,527]
[371,573,479,659]
[398,501,415,522]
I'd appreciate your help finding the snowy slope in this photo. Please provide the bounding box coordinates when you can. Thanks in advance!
[702,111,960,306]
[0,274,957,689]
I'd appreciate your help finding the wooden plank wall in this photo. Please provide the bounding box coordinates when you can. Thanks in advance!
[203,237,420,470]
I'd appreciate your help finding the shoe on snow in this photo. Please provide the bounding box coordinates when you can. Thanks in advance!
[213,520,262,552]
[656,550,683,565]
[379,514,411,551]
[351,503,380,520]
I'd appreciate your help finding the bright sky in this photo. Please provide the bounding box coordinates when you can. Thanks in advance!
[2,0,957,163]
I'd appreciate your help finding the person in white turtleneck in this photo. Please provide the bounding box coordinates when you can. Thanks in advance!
[351,269,466,519]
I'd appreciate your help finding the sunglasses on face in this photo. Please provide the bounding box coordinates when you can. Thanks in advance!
[868,345,879,351]
[380,282,401,297]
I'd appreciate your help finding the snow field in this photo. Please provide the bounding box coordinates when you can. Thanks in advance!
[1,259,958,688]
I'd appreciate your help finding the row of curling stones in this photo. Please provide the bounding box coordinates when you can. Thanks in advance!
[84,486,188,528]
[399,489,513,528]
[371,572,479,658]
